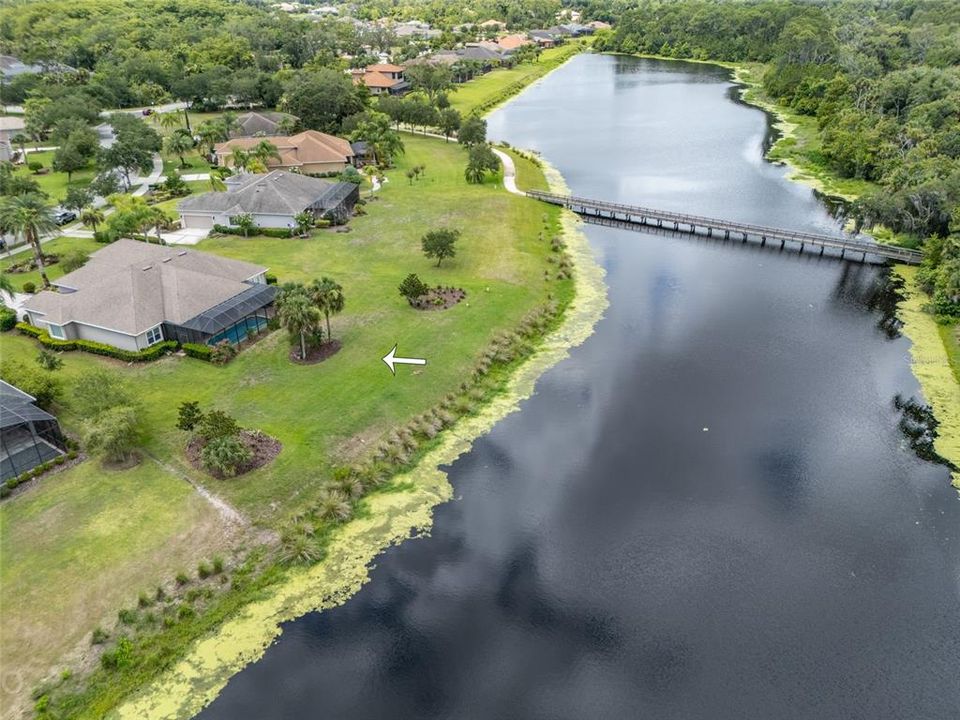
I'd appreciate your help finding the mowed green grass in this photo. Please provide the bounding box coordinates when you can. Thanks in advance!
[0,135,563,697]
[0,460,235,714]
[449,44,582,116]
[14,151,97,202]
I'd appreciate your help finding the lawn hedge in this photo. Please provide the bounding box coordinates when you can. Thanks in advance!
[16,323,178,362]
[182,343,213,361]
[212,224,293,239]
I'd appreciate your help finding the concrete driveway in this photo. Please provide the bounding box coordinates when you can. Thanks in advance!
[161,228,209,245]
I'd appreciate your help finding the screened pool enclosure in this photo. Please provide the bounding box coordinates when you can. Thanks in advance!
[1,381,67,482]
[162,283,276,347]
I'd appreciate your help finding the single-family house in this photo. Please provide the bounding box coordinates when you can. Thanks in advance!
[23,240,276,351]
[587,21,612,31]
[215,130,355,174]
[178,170,359,229]
[231,111,299,137]
[352,64,409,95]
[479,19,507,30]
[497,34,532,52]
[528,30,559,47]
[0,380,67,482]
[0,116,26,163]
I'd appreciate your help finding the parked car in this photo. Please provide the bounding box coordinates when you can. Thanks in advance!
[52,208,77,225]
[142,108,154,116]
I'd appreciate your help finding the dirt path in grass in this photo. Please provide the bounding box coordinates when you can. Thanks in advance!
[145,454,247,526]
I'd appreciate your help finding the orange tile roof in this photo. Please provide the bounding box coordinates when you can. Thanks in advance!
[367,63,404,73]
[498,34,530,50]
[215,130,354,166]
[363,71,403,89]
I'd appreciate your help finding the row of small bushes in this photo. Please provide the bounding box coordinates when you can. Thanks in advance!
[0,447,79,499]
[16,323,178,362]
[212,224,293,239]
[471,44,583,115]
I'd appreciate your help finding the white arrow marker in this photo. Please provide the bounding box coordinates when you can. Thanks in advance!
[382,344,427,375]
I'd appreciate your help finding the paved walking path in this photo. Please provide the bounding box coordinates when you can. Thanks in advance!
[491,148,520,195]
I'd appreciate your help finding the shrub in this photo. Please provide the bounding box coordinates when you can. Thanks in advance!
[314,219,331,228]
[212,556,224,574]
[35,349,63,371]
[260,227,292,239]
[175,571,189,586]
[91,627,109,645]
[137,592,152,608]
[182,342,213,361]
[27,160,43,173]
[22,281,35,294]
[100,637,134,670]
[398,273,428,303]
[201,434,252,477]
[0,358,62,408]
[265,273,278,285]
[93,230,114,243]
[209,340,237,365]
[0,306,16,331]
[0,486,10,499]
[197,562,213,579]
[197,410,240,442]
[177,401,204,431]
[117,608,137,624]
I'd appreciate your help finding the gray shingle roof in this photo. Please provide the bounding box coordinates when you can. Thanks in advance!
[178,171,355,217]
[24,240,268,336]
[232,111,298,137]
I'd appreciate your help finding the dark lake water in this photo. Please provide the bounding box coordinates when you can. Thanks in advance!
[199,54,960,720]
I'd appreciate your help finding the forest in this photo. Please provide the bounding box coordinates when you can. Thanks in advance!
[587,0,960,315]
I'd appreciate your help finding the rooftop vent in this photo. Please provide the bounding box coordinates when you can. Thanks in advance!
[177,251,187,256]
[141,265,152,271]
[162,258,172,263]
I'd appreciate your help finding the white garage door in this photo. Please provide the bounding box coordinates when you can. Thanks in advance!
[182,214,215,229]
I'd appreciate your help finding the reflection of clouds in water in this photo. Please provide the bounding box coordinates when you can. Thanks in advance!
[619,174,705,197]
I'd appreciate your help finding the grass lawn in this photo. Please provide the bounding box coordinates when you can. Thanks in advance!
[450,43,585,116]
[1,235,103,291]
[161,153,214,177]
[940,321,960,386]
[14,151,96,203]
[0,459,237,718]
[150,180,211,214]
[0,134,567,704]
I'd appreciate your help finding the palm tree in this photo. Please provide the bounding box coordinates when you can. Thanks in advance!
[231,148,252,173]
[80,207,105,233]
[277,115,297,135]
[252,140,281,168]
[0,193,57,288]
[277,288,321,360]
[196,120,228,157]
[165,132,194,168]
[209,174,227,191]
[147,207,169,243]
[309,276,345,343]
[156,112,183,131]
[221,111,240,138]
[0,272,14,300]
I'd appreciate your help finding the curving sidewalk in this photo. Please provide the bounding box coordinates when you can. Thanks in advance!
[491,148,521,196]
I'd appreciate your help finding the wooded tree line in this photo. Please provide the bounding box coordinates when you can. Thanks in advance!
[588,0,960,314]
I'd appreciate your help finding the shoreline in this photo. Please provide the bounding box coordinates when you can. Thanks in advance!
[110,160,608,717]
[893,267,960,489]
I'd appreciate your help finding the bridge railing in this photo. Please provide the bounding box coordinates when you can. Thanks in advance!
[526,190,923,264]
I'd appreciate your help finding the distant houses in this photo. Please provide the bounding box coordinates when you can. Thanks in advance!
[0,116,26,163]
[23,240,276,351]
[214,130,356,174]
[230,111,299,138]
[178,170,359,230]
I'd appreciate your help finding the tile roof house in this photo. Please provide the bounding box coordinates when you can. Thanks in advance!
[23,240,275,351]
[214,130,355,174]
[231,111,299,137]
[497,34,532,52]
[178,170,359,229]
[351,64,409,95]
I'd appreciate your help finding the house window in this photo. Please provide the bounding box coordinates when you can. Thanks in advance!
[47,324,64,339]
[145,326,163,346]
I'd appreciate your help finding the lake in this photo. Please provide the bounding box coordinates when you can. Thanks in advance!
[198,54,960,720]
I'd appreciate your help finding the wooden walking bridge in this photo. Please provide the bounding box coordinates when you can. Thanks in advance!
[526,190,923,265]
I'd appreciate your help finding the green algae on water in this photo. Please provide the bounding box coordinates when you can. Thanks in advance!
[110,160,608,720]
[894,266,960,489]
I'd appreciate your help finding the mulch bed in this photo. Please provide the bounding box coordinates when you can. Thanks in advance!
[186,430,282,480]
[410,286,467,311]
[7,254,58,273]
[289,339,342,365]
